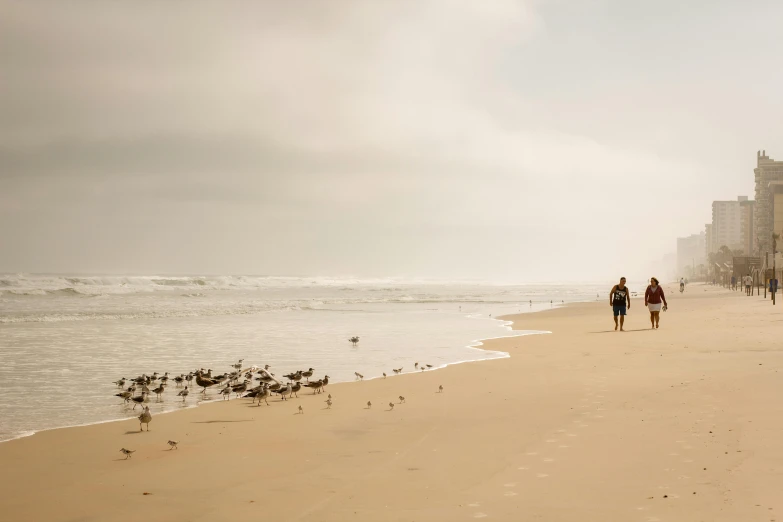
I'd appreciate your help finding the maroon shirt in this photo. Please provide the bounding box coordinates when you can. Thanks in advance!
[645,285,667,305]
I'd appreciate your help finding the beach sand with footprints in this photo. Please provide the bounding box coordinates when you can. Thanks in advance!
[1,284,782,521]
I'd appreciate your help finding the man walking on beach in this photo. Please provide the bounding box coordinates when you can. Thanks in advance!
[610,277,631,331]
[745,274,752,296]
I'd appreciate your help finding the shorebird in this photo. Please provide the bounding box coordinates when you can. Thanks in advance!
[173,375,184,387]
[268,382,282,393]
[415,362,419,369]
[114,378,126,388]
[349,336,360,347]
[383,372,387,379]
[138,406,152,431]
[195,371,221,394]
[327,394,332,400]
[256,386,270,406]
[325,398,332,409]
[141,384,151,394]
[393,368,403,374]
[152,384,165,401]
[438,385,443,393]
[420,367,425,372]
[232,380,248,398]
[426,364,433,368]
[354,372,364,381]
[232,359,244,371]
[367,401,372,409]
[149,372,159,382]
[399,396,406,404]
[160,372,170,385]
[388,402,394,411]
[178,386,189,401]
[219,384,231,400]
[115,390,132,403]
[291,382,301,398]
[274,384,292,401]
[298,405,304,414]
[301,368,315,382]
[131,392,148,410]
[185,373,194,386]
[167,440,179,450]
[119,448,135,459]
[304,380,322,394]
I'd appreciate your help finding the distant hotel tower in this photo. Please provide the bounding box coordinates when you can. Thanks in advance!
[754,150,783,256]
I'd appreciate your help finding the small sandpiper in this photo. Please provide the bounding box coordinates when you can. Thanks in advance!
[388,402,394,411]
[438,385,443,393]
[167,440,179,450]
[298,405,304,414]
[354,372,363,381]
[426,364,433,368]
[393,368,403,374]
[178,386,189,401]
[414,362,419,369]
[382,372,387,379]
[367,401,372,409]
[325,398,332,409]
[399,396,406,404]
[119,448,135,459]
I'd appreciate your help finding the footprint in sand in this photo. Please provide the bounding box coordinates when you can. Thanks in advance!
[545,439,557,443]
[526,452,538,456]
[558,445,570,448]
[567,433,577,437]
[467,503,481,508]
[536,473,549,478]
[474,512,488,518]
[517,466,529,470]
[543,458,555,462]
[504,491,518,497]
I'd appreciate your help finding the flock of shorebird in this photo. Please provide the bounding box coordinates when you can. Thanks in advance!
[114,358,444,459]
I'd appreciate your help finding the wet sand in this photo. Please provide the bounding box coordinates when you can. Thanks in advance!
[2,284,782,521]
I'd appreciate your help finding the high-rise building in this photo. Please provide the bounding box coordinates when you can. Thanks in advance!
[739,198,755,255]
[705,223,713,259]
[677,232,706,277]
[754,150,783,256]
[711,197,745,252]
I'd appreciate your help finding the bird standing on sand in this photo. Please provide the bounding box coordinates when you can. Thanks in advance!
[256,386,270,406]
[388,402,394,411]
[220,384,231,400]
[301,368,314,382]
[438,385,443,393]
[291,382,301,398]
[399,396,406,404]
[349,336,360,347]
[367,401,372,409]
[275,384,292,401]
[167,440,179,450]
[415,362,419,369]
[178,386,189,401]
[114,378,126,388]
[383,373,387,379]
[354,372,363,380]
[173,375,184,387]
[325,398,332,409]
[393,368,403,374]
[298,405,304,414]
[120,448,135,459]
[195,371,221,394]
[138,406,152,432]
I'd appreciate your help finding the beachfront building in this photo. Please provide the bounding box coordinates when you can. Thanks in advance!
[677,232,706,278]
[739,198,755,255]
[754,150,783,256]
[710,197,745,252]
[705,223,713,260]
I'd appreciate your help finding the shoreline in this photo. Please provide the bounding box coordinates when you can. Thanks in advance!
[5,284,782,521]
[0,311,552,444]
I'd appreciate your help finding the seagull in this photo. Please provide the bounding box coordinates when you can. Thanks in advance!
[438,385,443,393]
[119,448,135,459]
[303,380,322,394]
[284,371,303,382]
[298,405,304,414]
[167,440,179,450]
[388,402,394,411]
[185,373,194,386]
[177,386,189,401]
[232,359,244,371]
[383,373,387,379]
[393,368,403,374]
[301,368,315,382]
[152,384,165,401]
[274,384,292,401]
[325,399,332,409]
[232,381,248,398]
[291,382,301,398]
[399,396,406,404]
[415,362,419,369]
[367,401,372,409]
[115,390,132,403]
[173,375,184,387]
[131,392,148,410]
[354,372,363,381]
[113,378,126,388]
[195,371,222,394]
[138,406,152,431]
[426,364,433,368]
[160,372,170,385]
[256,386,270,406]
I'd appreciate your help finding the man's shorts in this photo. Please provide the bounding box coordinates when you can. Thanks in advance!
[613,304,626,317]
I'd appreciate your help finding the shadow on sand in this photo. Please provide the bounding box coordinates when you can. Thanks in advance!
[588,328,654,334]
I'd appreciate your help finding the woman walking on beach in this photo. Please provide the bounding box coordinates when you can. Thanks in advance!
[644,277,668,329]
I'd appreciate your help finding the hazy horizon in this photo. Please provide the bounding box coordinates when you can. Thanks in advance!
[2,1,782,282]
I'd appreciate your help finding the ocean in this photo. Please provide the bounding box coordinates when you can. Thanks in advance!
[0,275,608,442]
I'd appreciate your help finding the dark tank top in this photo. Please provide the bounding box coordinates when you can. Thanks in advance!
[613,285,628,306]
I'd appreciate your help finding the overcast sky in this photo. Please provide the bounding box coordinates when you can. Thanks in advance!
[1,0,781,282]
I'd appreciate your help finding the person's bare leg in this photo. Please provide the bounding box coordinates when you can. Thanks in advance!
[650,312,655,328]
[654,311,660,328]
[619,314,625,331]
[614,314,618,331]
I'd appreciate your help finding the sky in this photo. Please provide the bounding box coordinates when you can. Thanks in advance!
[1,0,782,282]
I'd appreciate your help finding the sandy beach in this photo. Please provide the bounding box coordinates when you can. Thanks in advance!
[2,284,782,522]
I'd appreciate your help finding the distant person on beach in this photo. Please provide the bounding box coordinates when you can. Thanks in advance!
[744,274,752,295]
[679,277,685,292]
[609,277,631,331]
[731,275,736,291]
[645,277,668,329]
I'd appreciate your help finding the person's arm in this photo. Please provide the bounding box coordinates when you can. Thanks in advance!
[644,286,649,307]
[609,285,616,306]
[661,287,667,307]
[626,288,631,308]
